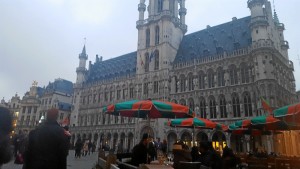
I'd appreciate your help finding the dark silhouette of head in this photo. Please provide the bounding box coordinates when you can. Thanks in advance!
[46,108,59,122]
[0,107,12,135]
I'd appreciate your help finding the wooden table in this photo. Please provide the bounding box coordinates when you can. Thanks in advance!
[145,164,173,169]
[144,161,174,169]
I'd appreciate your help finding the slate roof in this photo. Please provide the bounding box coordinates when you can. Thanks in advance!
[57,102,72,111]
[174,16,252,64]
[45,79,73,95]
[86,16,252,83]
[87,52,137,82]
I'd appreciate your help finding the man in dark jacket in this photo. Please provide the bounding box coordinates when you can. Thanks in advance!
[0,107,13,168]
[131,133,149,166]
[23,108,68,169]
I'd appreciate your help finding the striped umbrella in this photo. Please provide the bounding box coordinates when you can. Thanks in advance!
[166,117,219,129]
[250,115,290,130]
[234,119,251,128]
[227,123,271,136]
[273,102,300,127]
[166,117,225,145]
[104,100,194,118]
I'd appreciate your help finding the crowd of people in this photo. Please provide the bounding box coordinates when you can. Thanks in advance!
[131,133,168,166]
[173,141,240,169]
[0,107,71,169]
[130,133,239,169]
[74,138,96,158]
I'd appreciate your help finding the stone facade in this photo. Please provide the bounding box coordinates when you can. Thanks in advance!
[70,0,296,153]
[15,79,73,133]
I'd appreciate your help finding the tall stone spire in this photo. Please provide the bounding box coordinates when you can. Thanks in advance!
[273,10,280,25]
[76,45,88,84]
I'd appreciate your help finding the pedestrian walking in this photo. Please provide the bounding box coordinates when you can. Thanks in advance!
[75,138,83,158]
[83,140,89,156]
[88,140,92,155]
[23,108,68,169]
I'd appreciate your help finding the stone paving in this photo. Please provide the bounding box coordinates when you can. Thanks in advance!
[2,150,98,169]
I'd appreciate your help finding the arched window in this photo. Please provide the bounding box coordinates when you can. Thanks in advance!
[155,26,160,45]
[143,82,149,96]
[154,50,159,70]
[188,98,194,111]
[207,69,215,88]
[158,0,163,13]
[145,53,149,72]
[241,63,250,83]
[217,67,225,87]
[243,92,252,117]
[199,98,207,118]
[209,97,217,119]
[180,75,186,92]
[146,29,150,47]
[232,93,241,117]
[219,95,227,118]
[180,99,186,106]
[188,73,194,91]
[229,65,238,85]
[198,71,205,89]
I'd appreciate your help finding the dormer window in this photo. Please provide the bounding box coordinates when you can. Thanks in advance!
[203,49,209,56]
[216,47,224,54]
[234,42,240,50]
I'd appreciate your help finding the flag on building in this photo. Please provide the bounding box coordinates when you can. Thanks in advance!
[61,116,70,126]
[149,50,155,62]
[261,97,273,115]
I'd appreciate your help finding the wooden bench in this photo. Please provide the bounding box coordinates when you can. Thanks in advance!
[99,157,107,169]
[110,164,120,169]
[116,160,138,169]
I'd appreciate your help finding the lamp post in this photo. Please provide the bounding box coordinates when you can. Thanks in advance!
[39,115,45,124]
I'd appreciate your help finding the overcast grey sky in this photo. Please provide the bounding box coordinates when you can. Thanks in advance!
[0,0,299,101]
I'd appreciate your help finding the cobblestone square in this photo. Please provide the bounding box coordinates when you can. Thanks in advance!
[2,150,98,169]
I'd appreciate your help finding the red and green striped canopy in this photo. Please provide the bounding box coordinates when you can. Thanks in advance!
[250,115,288,130]
[251,115,279,125]
[166,117,218,129]
[227,123,271,136]
[104,100,194,118]
[273,102,300,127]
[234,119,251,128]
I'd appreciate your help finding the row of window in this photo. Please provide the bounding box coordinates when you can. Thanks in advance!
[81,87,135,105]
[176,65,251,92]
[78,114,134,126]
[21,106,38,114]
[174,92,253,118]
[146,26,160,47]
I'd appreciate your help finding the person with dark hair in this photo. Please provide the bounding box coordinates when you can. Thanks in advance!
[222,146,237,169]
[147,136,157,162]
[191,146,200,162]
[197,141,222,169]
[23,108,68,169]
[198,142,211,167]
[0,107,13,168]
[172,142,192,169]
[131,133,150,166]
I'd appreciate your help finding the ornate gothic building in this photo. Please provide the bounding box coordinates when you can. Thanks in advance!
[70,0,296,154]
